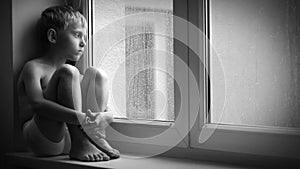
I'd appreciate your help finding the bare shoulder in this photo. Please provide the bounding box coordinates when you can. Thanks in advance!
[21,59,44,77]
[18,60,45,88]
[24,59,43,69]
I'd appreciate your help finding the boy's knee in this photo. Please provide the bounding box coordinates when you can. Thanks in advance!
[86,67,108,83]
[58,64,80,79]
[96,69,108,83]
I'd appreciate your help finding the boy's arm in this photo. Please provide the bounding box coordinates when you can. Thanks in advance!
[22,63,86,125]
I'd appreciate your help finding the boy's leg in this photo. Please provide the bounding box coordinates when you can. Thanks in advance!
[38,64,109,161]
[81,67,120,159]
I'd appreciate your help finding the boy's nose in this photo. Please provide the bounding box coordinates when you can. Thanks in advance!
[80,41,86,47]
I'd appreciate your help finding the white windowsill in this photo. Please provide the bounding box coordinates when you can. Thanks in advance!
[113,118,174,127]
[5,152,248,169]
[203,123,300,136]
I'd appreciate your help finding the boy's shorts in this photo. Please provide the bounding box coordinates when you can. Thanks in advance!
[23,116,70,156]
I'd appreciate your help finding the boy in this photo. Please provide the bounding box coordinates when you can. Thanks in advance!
[17,5,120,162]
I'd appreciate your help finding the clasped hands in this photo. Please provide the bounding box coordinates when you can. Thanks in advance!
[81,109,113,138]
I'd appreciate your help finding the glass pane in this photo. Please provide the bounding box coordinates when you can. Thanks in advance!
[210,0,300,128]
[93,0,174,121]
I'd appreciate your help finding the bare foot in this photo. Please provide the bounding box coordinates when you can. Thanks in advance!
[87,111,120,159]
[69,126,110,162]
[90,138,120,159]
[83,110,120,159]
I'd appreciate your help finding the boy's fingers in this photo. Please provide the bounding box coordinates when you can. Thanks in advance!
[84,121,97,130]
[87,109,92,116]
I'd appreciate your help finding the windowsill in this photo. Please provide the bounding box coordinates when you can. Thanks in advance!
[204,123,300,136]
[113,118,174,127]
[191,123,300,159]
[5,152,250,169]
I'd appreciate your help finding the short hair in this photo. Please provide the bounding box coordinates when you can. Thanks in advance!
[37,5,87,47]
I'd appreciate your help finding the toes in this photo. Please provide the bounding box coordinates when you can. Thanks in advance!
[100,152,110,161]
[94,154,101,161]
[112,149,120,157]
[97,154,104,161]
[114,149,120,156]
[82,155,90,162]
[88,154,95,162]
[107,149,120,159]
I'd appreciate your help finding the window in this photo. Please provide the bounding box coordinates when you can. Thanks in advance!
[81,0,190,154]
[91,0,174,122]
[190,0,300,159]
[209,0,300,128]
[81,0,300,159]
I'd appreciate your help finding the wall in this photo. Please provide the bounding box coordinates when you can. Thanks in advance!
[12,0,64,151]
[0,0,13,167]
[211,0,300,128]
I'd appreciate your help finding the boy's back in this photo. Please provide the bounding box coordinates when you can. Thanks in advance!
[18,57,57,126]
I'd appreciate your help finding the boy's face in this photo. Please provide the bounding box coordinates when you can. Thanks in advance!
[55,22,87,61]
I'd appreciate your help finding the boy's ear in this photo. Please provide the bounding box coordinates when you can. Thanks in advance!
[47,28,57,43]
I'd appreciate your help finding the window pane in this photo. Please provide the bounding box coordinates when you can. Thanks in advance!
[210,0,300,128]
[93,0,174,121]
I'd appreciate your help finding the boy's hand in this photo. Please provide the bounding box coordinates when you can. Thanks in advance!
[86,109,100,121]
[81,109,113,138]
[85,109,109,127]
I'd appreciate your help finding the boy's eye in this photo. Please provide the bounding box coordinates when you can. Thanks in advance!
[75,33,82,38]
